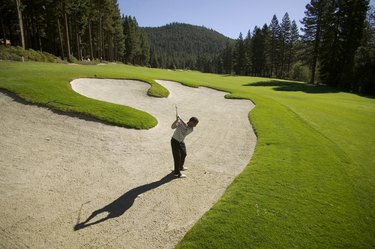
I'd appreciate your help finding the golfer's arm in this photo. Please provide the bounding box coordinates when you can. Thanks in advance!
[171,119,178,129]
[178,118,187,127]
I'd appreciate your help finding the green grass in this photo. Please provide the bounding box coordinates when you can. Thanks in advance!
[0,61,171,129]
[1,61,374,248]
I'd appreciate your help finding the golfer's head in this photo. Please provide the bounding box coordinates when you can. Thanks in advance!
[188,117,199,127]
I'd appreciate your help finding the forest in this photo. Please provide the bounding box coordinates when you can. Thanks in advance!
[1,0,374,94]
[0,0,149,64]
[143,23,232,70]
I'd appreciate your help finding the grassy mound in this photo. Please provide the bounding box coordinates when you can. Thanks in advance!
[0,61,171,129]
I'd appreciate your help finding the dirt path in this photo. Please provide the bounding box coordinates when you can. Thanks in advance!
[0,79,256,248]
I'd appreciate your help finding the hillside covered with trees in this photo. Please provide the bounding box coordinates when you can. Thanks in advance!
[143,23,233,70]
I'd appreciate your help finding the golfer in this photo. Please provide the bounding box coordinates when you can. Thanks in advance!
[171,116,199,178]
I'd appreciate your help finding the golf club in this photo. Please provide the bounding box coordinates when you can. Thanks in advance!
[175,105,179,119]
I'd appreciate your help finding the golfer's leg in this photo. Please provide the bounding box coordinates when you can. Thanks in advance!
[171,139,181,175]
[180,142,187,170]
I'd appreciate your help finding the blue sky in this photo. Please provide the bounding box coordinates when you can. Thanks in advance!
[118,0,375,39]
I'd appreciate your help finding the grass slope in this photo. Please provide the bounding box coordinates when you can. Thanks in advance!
[0,61,169,129]
[1,61,374,248]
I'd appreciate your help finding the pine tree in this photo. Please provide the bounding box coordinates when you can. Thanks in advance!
[70,0,89,60]
[262,24,271,77]
[252,26,268,76]
[301,0,326,84]
[138,30,150,66]
[354,6,375,94]
[280,13,292,78]
[318,0,341,85]
[288,20,300,77]
[149,48,159,68]
[123,15,137,63]
[233,33,245,75]
[222,41,233,74]
[15,0,25,54]
[62,0,72,61]
[122,16,150,65]
[269,15,280,77]
[244,30,253,75]
[112,1,125,61]
[318,0,369,90]
[339,0,369,89]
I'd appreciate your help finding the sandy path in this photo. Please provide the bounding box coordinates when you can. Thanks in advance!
[0,79,256,248]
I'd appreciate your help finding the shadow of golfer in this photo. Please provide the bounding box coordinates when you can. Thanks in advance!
[74,172,175,231]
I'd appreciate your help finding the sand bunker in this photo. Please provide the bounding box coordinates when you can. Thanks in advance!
[0,79,256,248]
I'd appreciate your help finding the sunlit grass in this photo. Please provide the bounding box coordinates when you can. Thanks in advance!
[1,61,374,248]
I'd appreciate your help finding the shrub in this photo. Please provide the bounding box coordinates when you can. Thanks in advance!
[291,61,310,82]
[0,46,60,63]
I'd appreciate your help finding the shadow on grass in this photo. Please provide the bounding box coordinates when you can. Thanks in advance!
[73,172,175,231]
[244,80,341,94]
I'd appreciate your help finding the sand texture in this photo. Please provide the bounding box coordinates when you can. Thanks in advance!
[0,79,256,248]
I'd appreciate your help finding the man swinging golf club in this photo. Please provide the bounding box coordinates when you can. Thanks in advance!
[171,106,199,178]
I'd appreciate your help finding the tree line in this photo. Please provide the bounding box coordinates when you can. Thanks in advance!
[214,12,301,80]
[195,0,374,94]
[301,0,373,93]
[1,0,374,94]
[0,0,149,64]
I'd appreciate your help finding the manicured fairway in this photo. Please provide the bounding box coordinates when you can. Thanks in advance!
[1,61,374,248]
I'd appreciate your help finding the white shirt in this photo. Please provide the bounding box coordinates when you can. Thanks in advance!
[172,121,193,142]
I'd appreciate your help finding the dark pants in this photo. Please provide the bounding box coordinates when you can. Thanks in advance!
[171,138,187,175]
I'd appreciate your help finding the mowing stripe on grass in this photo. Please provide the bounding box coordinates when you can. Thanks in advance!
[1,61,374,248]
[177,95,369,248]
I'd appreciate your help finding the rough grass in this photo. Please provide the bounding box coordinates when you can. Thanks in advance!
[1,61,374,248]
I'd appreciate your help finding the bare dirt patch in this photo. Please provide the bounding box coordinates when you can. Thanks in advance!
[0,79,256,248]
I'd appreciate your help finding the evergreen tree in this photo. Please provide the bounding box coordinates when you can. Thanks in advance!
[122,15,138,63]
[302,0,370,92]
[318,0,369,89]
[318,0,341,85]
[301,0,326,84]
[15,0,25,55]
[354,6,375,94]
[288,20,300,77]
[70,0,89,60]
[0,0,125,62]
[339,0,369,89]
[269,15,280,77]
[222,41,233,74]
[112,1,125,61]
[214,54,224,74]
[251,26,268,76]
[244,30,253,75]
[262,24,271,77]
[150,50,161,68]
[137,30,150,66]
[144,23,231,71]
[233,33,245,75]
[280,13,292,78]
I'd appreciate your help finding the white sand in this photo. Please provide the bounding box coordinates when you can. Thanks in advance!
[0,79,256,248]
